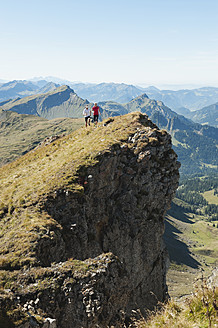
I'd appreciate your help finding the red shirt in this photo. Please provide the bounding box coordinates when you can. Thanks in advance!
[92,106,99,116]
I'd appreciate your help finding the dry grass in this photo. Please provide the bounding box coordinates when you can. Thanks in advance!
[133,282,218,328]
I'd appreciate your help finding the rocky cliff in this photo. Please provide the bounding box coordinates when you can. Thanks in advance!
[0,112,180,327]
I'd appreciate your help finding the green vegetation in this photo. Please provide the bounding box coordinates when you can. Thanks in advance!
[0,257,97,326]
[203,190,218,204]
[0,105,217,326]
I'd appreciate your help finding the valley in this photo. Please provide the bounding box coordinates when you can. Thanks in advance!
[165,176,218,298]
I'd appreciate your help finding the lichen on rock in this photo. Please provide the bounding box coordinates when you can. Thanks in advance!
[0,112,180,327]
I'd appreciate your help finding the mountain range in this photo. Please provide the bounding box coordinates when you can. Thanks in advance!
[0,79,218,127]
[35,78,218,114]
[0,84,217,176]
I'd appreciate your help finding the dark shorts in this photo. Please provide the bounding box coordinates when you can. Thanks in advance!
[85,116,90,122]
[94,115,99,122]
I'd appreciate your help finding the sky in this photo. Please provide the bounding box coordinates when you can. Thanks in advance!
[1,0,218,89]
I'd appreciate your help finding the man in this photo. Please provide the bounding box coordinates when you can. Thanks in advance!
[83,104,91,127]
[92,103,101,126]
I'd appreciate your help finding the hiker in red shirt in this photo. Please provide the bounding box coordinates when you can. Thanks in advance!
[92,103,101,126]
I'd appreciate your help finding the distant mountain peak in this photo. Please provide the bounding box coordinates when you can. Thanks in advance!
[146,86,160,91]
[129,93,149,102]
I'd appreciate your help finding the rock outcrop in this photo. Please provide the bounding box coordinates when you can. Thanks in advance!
[0,112,180,327]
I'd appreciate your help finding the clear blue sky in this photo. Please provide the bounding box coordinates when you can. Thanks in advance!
[1,0,218,88]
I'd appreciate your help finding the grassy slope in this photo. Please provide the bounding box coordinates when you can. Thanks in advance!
[0,109,83,166]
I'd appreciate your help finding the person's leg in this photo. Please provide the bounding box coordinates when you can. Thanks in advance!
[85,117,88,127]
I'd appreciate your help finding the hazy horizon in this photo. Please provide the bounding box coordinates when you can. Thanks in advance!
[1,76,218,91]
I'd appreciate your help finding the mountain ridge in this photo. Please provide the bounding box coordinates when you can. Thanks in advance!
[1,79,218,116]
